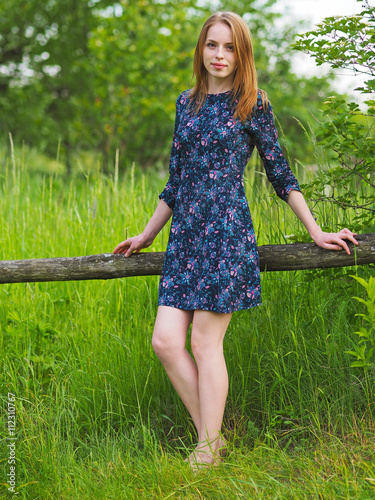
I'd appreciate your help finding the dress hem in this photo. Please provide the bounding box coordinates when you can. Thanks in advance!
[157,300,262,314]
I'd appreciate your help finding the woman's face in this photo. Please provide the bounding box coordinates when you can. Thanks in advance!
[203,22,237,90]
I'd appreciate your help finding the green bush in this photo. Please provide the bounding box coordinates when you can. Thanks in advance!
[293,0,375,232]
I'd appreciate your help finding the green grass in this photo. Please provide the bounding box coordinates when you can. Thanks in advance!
[0,145,374,499]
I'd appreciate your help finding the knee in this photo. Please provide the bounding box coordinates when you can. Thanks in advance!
[190,330,223,363]
[152,327,179,361]
[151,330,166,359]
[190,331,207,363]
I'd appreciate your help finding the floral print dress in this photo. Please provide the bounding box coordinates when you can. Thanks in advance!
[158,89,300,313]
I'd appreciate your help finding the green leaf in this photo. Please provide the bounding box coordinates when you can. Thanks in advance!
[350,360,369,368]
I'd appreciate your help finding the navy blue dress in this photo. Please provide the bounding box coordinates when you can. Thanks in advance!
[158,89,300,313]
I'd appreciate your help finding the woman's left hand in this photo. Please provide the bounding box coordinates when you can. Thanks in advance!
[312,228,359,255]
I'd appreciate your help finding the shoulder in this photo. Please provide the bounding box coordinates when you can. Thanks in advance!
[254,89,270,116]
[244,89,276,135]
[176,89,192,108]
[174,90,194,121]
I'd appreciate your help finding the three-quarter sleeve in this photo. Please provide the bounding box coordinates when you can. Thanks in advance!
[158,95,183,210]
[249,95,301,202]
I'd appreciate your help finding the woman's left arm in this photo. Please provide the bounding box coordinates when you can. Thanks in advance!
[287,190,359,255]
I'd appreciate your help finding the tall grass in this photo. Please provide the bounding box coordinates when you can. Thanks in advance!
[0,144,374,499]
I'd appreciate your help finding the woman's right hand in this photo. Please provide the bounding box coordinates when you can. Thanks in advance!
[113,200,172,257]
[113,234,153,257]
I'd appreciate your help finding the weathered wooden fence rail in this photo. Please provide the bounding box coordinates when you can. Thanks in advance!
[0,234,374,285]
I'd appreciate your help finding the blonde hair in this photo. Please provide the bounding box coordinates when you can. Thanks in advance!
[189,11,266,121]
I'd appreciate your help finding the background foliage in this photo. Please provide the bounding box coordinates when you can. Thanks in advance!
[0,0,335,171]
[293,0,375,232]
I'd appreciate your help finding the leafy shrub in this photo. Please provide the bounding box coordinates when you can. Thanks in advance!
[292,0,375,232]
[346,275,375,370]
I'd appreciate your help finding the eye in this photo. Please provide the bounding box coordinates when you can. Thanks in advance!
[227,45,234,51]
[206,42,216,48]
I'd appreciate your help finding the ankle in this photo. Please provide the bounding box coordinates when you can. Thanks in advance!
[196,436,220,453]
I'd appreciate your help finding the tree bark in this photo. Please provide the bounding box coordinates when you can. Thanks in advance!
[0,233,374,285]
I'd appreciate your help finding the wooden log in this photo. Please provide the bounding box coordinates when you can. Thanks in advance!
[259,232,375,271]
[0,233,374,285]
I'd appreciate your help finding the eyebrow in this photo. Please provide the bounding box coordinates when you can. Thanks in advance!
[206,38,233,44]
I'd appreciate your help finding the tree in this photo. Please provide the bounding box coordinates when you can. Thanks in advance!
[0,0,336,173]
[79,0,210,169]
[292,0,375,232]
[0,0,113,169]
[83,0,335,168]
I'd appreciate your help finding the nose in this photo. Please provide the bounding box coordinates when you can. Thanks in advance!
[216,45,224,59]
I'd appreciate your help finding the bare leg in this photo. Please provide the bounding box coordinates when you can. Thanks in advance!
[189,309,232,465]
[152,306,201,430]
[152,306,231,467]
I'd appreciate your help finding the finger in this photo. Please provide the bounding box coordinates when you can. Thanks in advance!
[337,230,359,249]
[322,242,344,252]
[341,228,357,235]
[125,245,143,257]
[342,234,359,246]
[333,238,351,255]
[125,245,136,258]
[113,243,127,254]
[340,228,358,239]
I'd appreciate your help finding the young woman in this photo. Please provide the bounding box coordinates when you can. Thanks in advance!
[113,11,358,468]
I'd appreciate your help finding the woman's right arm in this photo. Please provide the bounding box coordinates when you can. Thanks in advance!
[113,199,173,257]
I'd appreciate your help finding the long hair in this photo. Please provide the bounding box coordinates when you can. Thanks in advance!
[189,11,266,121]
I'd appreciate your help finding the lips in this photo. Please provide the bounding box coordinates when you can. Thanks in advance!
[212,64,226,69]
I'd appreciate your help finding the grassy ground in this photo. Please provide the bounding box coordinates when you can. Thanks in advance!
[0,147,374,499]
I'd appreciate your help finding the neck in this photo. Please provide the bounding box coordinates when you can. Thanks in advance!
[207,76,234,95]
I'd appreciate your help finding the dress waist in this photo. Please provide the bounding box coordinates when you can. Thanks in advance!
[180,169,243,182]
